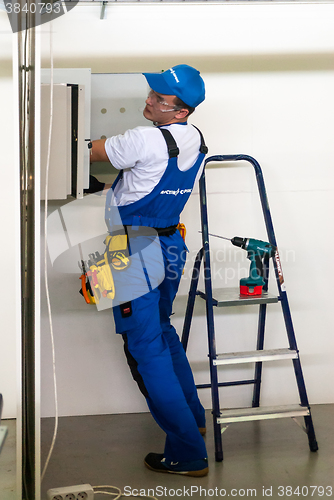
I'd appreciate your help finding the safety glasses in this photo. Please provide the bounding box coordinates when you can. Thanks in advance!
[147,89,183,113]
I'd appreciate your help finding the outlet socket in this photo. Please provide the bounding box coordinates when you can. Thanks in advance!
[46,484,94,500]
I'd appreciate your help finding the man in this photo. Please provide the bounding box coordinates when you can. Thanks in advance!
[90,64,208,477]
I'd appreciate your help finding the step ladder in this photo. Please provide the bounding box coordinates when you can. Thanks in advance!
[181,154,318,462]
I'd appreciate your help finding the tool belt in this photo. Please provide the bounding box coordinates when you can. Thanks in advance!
[154,225,178,237]
[79,233,130,305]
[79,223,186,304]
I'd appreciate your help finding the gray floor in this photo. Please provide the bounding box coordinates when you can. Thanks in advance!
[1,405,333,499]
[0,420,16,500]
[41,405,333,499]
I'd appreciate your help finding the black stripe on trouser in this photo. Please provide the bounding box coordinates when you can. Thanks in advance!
[122,333,149,398]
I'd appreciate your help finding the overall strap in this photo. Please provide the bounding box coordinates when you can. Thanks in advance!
[159,128,180,158]
[192,125,209,155]
[160,125,208,157]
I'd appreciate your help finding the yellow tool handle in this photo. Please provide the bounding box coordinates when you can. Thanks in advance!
[177,223,186,242]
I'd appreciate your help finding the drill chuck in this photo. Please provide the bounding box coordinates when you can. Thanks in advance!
[231,236,247,249]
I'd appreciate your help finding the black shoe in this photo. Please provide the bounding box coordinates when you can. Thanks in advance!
[144,453,209,477]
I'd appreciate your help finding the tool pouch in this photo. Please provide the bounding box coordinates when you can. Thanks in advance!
[104,234,131,271]
[87,252,115,303]
[84,233,131,304]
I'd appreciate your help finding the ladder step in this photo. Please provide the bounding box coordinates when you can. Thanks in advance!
[217,404,310,424]
[214,348,298,365]
[197,287,278,307]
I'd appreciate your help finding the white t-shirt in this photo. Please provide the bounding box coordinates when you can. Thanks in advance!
[104,123,204,206]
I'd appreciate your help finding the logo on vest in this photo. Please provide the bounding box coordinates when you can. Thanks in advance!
[160,188,192,196]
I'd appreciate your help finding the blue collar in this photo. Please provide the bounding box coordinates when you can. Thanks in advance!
[157,122,188,128]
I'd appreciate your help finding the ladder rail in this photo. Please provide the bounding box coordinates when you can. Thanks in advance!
[204,155,278,247]
[181,247,203,351]
[253,252,270,407]
[252,303,267,407]
[198,169,224,461]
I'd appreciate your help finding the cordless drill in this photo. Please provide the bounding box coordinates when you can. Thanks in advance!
[231,237,277,296]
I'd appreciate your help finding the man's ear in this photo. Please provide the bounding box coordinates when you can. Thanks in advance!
[175,108,189,120]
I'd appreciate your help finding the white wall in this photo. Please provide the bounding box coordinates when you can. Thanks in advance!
[0,16,21,420]
[1,2,334,418]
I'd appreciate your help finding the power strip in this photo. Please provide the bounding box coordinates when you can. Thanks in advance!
[46,484,94,500]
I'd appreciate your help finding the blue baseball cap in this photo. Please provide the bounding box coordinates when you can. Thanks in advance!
[143,64,205,108]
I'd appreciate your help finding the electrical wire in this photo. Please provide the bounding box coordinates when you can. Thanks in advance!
[38,21,158,497]
[41,22,58,483]
[20,17,29,500]
[93,485,157,500]
[93,486,122,499]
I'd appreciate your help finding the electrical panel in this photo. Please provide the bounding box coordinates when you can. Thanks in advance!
[41,68,91,200]
[40,70,150,199]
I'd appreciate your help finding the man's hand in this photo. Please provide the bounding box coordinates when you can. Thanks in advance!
[90,139,109,163]
[84,175,106,195]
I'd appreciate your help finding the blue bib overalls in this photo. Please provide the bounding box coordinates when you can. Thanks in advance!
[106,126,208,463]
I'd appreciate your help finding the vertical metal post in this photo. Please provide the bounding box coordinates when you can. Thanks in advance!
[199,171,223,462]
[181,248,203,351]
[252,254,270,407]
[17,3,37,498]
